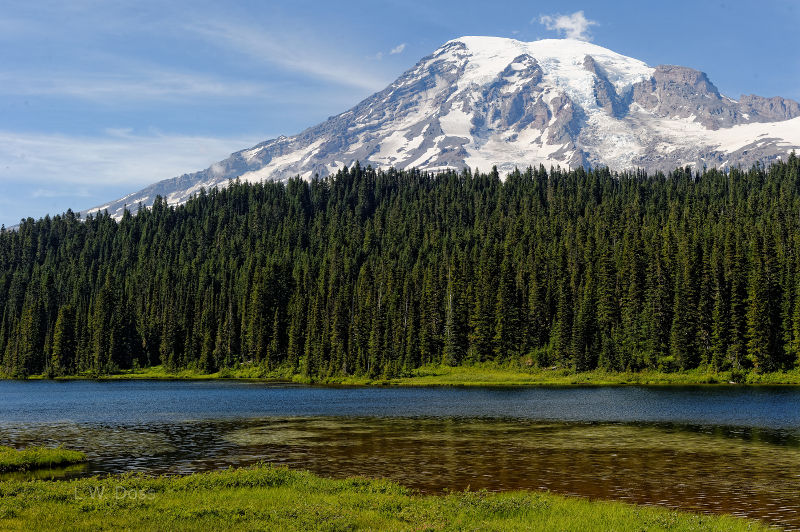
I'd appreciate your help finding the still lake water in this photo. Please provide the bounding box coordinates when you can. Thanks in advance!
[1,380,800,528]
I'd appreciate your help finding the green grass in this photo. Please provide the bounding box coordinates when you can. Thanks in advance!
[336,365,735,386]
[9,362,800,386]
[381,365,800,386]
[0,446,87,473]
[323,363,800,386]
[0,464,769,531]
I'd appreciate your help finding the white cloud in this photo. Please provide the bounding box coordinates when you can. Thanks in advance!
[537,10,598,41]
[0,130,263,188]
[186,21,386,91]
[375,43,406,61]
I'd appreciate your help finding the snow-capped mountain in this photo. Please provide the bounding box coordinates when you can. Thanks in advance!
[85,36,800,219]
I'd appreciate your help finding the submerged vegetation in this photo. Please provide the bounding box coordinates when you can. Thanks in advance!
[0,465,769,531]
[0,446,86,472]
[2,156,800,381]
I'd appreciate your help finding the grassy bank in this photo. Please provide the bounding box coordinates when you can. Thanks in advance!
[0,446,86,473]
[0,465,768,531]
[323,365,771,386]
[11,363,800,386]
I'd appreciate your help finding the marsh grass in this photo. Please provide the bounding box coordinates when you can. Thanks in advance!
[299,364,800,386]
[0,465,769,531]
[10,362,800,386]
[0,446,86,473]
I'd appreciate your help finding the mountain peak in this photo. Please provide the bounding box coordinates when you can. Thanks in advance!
[425,36,653,127]
[447,36,611,53]
[82,36,800,220]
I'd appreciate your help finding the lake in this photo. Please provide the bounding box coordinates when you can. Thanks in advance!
[1,380,799,528]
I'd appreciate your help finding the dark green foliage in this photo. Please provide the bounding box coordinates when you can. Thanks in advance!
[1,155,800,377]
[50,304,76,376]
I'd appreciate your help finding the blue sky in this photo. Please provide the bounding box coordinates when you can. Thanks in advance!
[2,0,798,226]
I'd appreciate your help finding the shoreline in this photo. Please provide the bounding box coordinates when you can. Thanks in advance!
[5,364,800,387]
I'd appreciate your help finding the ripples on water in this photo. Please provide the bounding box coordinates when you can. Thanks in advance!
[1,381,800,529]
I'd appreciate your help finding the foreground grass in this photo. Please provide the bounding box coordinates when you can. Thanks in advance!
[0,465,768,531]
[9,362,800,386]
[0,446,87,473]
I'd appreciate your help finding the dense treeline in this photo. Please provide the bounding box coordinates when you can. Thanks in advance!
[2,156,800,378]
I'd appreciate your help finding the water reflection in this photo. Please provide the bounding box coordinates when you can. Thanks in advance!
[0,463,87,482]
[2,417,799,528]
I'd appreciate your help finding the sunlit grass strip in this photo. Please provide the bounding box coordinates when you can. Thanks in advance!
[11,362,800,386]
[0,446,87,472]
[0,465,769,531]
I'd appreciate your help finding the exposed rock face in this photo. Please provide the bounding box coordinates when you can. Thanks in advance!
[631,65,738,129]
[739,94,800,122]
[82,36,800,220]
[547,94,579,143]
[583,55,623,116]
[484,55,547,131]
[630,65,800,130]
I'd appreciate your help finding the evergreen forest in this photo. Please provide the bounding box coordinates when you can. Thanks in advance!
[2,155,800,378]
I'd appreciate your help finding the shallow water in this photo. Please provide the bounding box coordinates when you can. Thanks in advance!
[1,380,800,528]
[3,380,800,426]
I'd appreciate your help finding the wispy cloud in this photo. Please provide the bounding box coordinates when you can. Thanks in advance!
[185,20,386,91]
[32,187,91,199]
[537,10,598,41]
[0,130,263,188]
[0,69,272,101]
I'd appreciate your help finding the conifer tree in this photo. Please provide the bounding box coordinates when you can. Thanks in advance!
[442,259,467,366]
[493,244,520,360]
[746,237,773,371]
[1,160,799,379]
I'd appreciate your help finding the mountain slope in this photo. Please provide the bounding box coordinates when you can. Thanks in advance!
[84,36,800,219]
